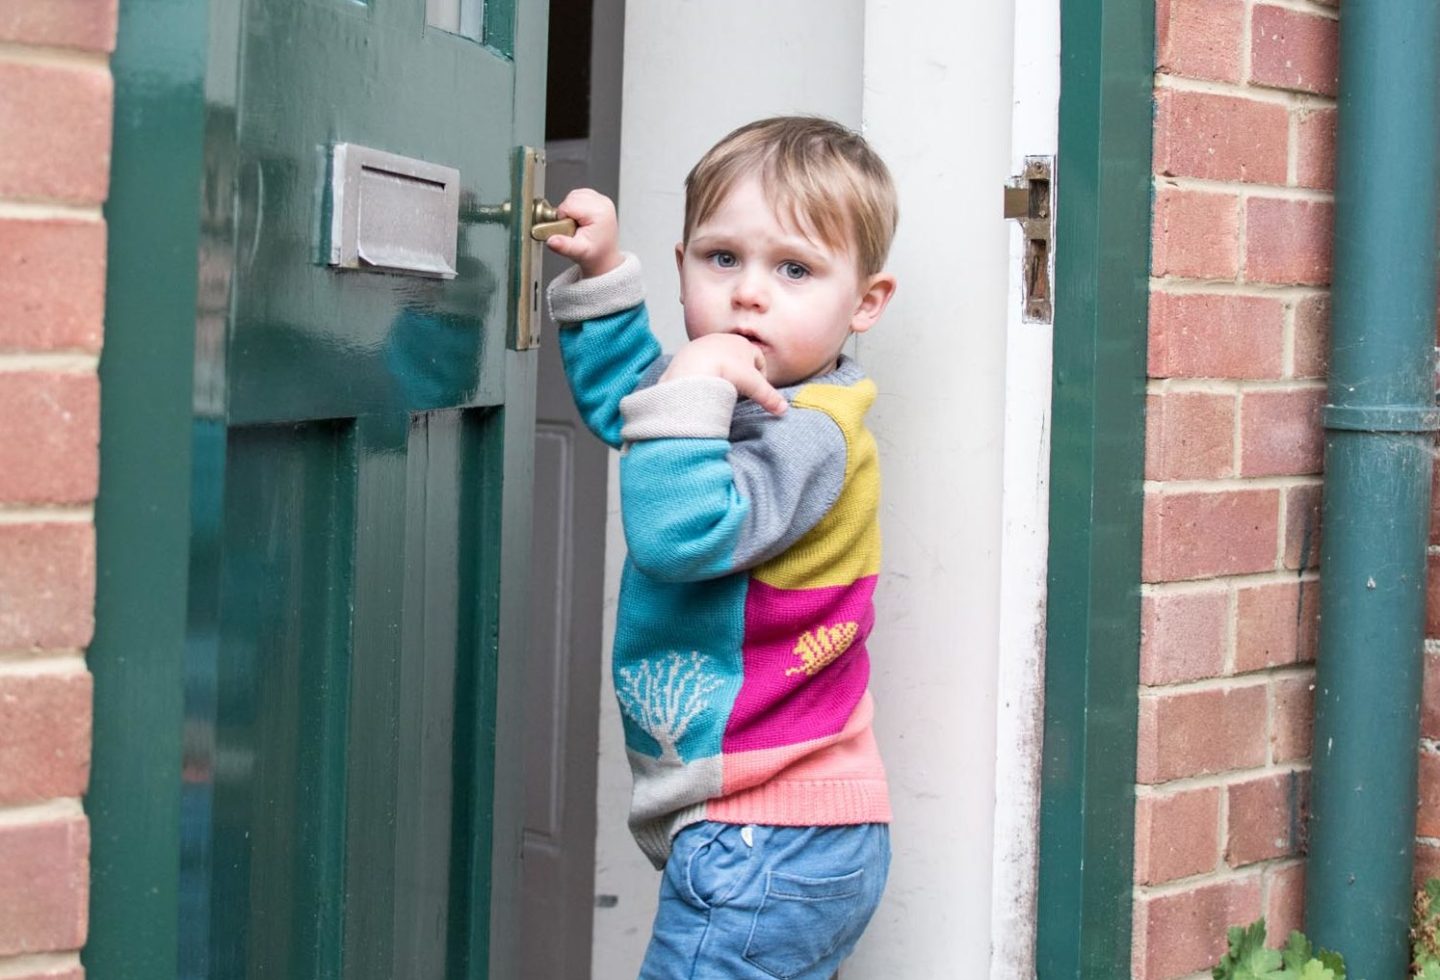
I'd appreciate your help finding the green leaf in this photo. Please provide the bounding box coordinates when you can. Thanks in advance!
[1418,962,1440,980]
[1294,962,1335,980]
[1213,920,1285,980]
[1281,931,1313,972]
[1315,948,1345,979]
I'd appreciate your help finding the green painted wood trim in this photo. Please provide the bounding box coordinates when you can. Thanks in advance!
[1034,0,1155,974]
[87,0,209,976]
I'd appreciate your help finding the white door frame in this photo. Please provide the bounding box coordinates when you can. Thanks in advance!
[989,0,1061,975]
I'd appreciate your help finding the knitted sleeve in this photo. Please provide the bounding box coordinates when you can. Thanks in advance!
[546,253,661,449]
[615,380,848,583]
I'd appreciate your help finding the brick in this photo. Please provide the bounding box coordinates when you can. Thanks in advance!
[1227,770,1309,867]
[1153,187,1241,281]
[1272,673,1315,764]
[1295,107,1336,191]
[1145,391,1235,481]
[1245,198,1334,287]
[1421,750,1440,838]
[1235,580,1319,673]
[1137,684,1268,783]
[1135,786,1220,884]
[1424,654,1440,740]
[1133,877,1263,979]
[1265,861,1306,943]
[1283,484,1322,572]
[1140,589,1229,686]
[1239,388,1325,478]
[1292,293,1330,379]
[1143,489,1281,583]
[1432,462,1440,546]
[1417,841,1440,888]
[0,0,118,51]
[0,373,100,505]
[0,669,92,804]
[0,61,112,205]
[1154,89,1288,185]
[0,965,83,980]
[0,523,94,649]
[1251,5,1339,97]
[1430,553,1440,638]
[0,217,106,353]
[0,815,88,955]
[1149,292,1286,380]
[1156,0,1245,84]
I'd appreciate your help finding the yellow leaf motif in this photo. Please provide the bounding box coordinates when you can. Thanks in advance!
[785,622,860,676]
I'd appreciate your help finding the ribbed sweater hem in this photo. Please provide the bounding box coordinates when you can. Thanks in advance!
[633,778,891,868]
[707,777,892,827]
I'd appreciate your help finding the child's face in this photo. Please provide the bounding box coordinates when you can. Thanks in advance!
[675,177,892,388]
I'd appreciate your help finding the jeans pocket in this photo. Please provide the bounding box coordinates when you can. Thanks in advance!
[681,823,749,910]
[742,869,868,979]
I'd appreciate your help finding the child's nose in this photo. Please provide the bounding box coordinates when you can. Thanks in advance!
[732,272,768,310]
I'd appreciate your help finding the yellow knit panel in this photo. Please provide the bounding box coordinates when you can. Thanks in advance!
[754,379,881,590]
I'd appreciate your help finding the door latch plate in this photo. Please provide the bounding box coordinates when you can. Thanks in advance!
[510,146,546,350]
[1004,156,1055,324]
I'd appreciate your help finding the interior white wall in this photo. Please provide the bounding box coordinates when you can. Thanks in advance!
[846,0,1015,975]
[591,4,865,976]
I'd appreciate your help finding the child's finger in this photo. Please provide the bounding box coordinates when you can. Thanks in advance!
[545,235,591,263]
[732,370,787,416]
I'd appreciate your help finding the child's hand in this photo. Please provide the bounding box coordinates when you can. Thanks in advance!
[545,188,624,279]
[661,334,787,416]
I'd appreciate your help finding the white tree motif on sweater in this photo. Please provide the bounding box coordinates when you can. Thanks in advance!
[616,651,723,765]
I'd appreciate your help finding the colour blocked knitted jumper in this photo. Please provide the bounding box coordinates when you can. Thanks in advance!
[548,254,891,868]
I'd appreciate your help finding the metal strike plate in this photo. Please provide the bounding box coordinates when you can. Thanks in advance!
[1003,156,1055,324]
[327,143,460,279]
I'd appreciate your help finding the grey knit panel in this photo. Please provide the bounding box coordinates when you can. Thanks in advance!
[727,404,848,568]
[635,354,671,391]
[626,751,721,868]
[545,252,645,324]
[619,376,737,441]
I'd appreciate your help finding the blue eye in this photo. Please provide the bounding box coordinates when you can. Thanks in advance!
[779,261,809,281]
[710,251,738,268]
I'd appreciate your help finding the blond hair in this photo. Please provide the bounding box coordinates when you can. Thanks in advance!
[683,116,899,277]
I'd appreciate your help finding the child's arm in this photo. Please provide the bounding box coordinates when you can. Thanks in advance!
[615,340,847,583]
[544,190,662,448]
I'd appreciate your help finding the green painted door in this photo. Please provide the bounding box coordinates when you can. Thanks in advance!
[184,1,544,977]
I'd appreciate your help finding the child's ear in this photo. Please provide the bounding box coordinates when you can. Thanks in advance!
[849,272,897,335]
[674,242,686,303]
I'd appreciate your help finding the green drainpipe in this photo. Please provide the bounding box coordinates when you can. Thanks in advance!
[1303,2,1440,976]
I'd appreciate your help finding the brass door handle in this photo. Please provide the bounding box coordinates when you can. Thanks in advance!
[530,201,577,241]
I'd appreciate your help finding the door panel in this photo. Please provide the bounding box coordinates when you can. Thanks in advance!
[212,421,354,980]
[185,0,542,974]
[521,140,607,980]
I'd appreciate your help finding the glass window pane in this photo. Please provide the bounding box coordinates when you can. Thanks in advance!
[427,0,484,40]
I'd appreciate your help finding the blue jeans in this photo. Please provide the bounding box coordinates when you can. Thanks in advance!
[638,821,891,980]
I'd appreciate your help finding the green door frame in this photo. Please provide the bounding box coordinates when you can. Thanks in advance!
[1035,0,1155,975]
[88,0,207,974]
[92,0,1150,973]
[89,0,546,975]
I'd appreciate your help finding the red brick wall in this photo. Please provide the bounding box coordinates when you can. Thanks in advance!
[0,1,116,975]
[1133,0,1338,976]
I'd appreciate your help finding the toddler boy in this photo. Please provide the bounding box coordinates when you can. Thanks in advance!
[544,115,898,979]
